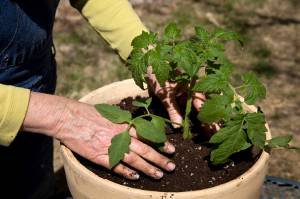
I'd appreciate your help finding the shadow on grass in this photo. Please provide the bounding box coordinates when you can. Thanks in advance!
[252,61,278,77]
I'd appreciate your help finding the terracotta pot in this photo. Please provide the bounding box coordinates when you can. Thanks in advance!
[61,79,271,199]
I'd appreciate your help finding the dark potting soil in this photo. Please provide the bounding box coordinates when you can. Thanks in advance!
[75,96,260,192]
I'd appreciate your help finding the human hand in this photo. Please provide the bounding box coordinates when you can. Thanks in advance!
[146,66,220,132]
[23,92,176,180]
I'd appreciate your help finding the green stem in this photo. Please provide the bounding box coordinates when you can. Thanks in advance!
[183,76,197,140]
[183,93,193,139]
[229,84,239,100]
[145,106,151,115]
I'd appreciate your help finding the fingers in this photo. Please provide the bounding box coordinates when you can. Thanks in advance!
[123,151,164,179]
[146,66,183,128]
[162,141,176,154]
[192,92,206,111]
[129,124,175,154]
[89,154,139,180]
[161,92,183,128]
[129,138,176,172]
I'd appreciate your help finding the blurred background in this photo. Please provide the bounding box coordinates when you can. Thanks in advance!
[53,0,300,184]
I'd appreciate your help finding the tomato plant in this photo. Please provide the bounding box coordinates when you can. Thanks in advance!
[95,23,293,168]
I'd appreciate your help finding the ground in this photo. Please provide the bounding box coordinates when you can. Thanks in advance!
[53,0,300,182]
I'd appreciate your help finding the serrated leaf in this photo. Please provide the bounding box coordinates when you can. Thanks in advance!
[95,104,131,123]
[147,47,171,86]
[267,135,292,148]
[195,26,209,44]
[209,114,244,144]
[209,114,252,165]
[131,31,157,49]
[197,95,232,123]
[133,118,166,143]
[132,97,152,109]
[210,125,249,165]
[212,28,243,44]
[245,112,267,149]
[127,49,147,89]
[172,42,200,76]
[163,23,181,42]
[240,73,266,104]
[108,131,131,169]
[193,64,233,94]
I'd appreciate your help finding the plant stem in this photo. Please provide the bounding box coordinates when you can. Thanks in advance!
[145,106,151,115]
[183,76,197,140]
[183,92,193,139]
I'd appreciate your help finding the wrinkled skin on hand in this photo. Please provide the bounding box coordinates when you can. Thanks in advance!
[53,100,176,180]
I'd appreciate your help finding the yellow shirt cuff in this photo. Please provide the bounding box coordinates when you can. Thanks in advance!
[0,85,30,146]
[71,0,148,60]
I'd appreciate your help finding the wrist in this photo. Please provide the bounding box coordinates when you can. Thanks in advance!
[22,92,69,137]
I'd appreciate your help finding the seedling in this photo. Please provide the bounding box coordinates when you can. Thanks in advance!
[95,23,294,168]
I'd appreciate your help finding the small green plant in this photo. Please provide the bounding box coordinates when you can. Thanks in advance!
[95,23,294,168]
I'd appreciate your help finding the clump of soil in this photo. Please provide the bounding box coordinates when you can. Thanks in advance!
[75,96,260,192]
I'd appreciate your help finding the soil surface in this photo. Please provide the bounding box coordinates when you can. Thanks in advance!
[75,96,260,192]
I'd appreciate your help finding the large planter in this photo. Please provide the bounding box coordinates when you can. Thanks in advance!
[61,79,271,199]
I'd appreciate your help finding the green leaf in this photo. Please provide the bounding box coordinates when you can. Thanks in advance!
[131,31,157,49]
[108,131,131,169]
[209,115,244,144]
[95,104,132,123]
[151,116,166,132]
[193,64,233,94]
[210,128,249,165]
[133,118,166,143]
[147,47,171,86]
[195,26,209,44]
[267,135,292,148]
[132,100,147,108]
[240,73,266,104]
[212,28,244,44]
[132,97,152,109]
[145,98,152,108]
[197,95,232,123]
[245,112,267,149]
[172,41,200,76]
[209,115,250,165]
[205,47,225,62]
[163,23,181,42]
[127,49,147,89]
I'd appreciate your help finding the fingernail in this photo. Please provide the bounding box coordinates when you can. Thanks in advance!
[167,161,176,171]
[154,170,164,179]
[130,172,140,180]
[167,144,175,153]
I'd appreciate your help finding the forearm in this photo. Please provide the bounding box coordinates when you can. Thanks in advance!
[22,92,69,137]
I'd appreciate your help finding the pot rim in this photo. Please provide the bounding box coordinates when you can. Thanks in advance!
[61,78,270,196]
